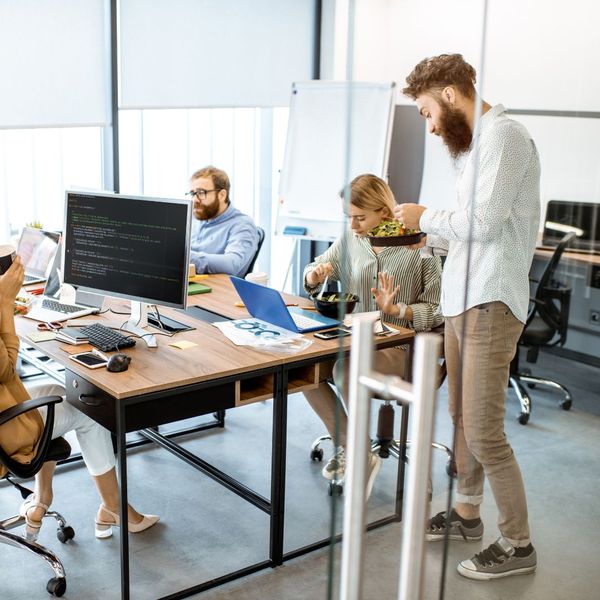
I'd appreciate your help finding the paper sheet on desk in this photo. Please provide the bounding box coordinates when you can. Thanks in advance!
[213,318,313,354]
[343,311,400,336]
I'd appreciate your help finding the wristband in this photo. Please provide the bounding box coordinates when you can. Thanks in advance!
[396,302,408,319]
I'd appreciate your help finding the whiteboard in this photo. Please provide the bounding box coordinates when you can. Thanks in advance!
[276,81,395,240]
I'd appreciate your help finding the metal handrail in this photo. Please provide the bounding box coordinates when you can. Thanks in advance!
[340,314,441,600]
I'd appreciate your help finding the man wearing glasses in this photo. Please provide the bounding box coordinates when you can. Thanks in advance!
[186,165,259,276]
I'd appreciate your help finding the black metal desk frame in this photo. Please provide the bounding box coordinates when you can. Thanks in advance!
[62,338,412,600]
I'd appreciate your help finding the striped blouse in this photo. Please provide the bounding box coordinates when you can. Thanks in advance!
[303,231,443,331]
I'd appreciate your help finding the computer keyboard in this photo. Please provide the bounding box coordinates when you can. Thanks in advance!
[24,274,43,283]
[41,298,85,314]
[291,313,325,329]
[81,323,136,352]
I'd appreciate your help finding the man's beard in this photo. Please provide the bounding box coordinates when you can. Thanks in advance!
[194,197,220,220]
[439,103,472,161]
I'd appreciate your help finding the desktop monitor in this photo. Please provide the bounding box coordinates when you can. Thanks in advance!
[542,200,599,254]
[63,191,192,345]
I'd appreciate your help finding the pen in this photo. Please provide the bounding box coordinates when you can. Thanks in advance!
[234,302,298,308]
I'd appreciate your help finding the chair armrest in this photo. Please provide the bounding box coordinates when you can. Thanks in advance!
[0,396,63,427]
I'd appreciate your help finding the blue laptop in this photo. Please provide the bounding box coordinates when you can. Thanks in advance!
[230,276,340,333]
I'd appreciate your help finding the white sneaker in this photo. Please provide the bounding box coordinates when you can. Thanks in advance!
[365,453,382,500]
[322,447,346,481]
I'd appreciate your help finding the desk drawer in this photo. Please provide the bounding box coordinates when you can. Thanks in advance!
[65,371,236,433]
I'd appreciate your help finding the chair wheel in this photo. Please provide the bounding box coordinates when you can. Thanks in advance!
[518,412,529,425]
[47,577,67,597]
[57,526,75,543]
[560,399,572,411]
[328,482,343,496]
[310,448,324,462]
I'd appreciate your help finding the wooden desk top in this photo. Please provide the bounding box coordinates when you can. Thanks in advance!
[535,245,600,266]
[17,275,413,400]
[188,273,414,358]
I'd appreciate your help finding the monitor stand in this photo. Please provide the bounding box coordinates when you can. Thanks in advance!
[123,301,158,348]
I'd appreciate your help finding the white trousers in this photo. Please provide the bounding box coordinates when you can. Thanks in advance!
[27,383,116,477]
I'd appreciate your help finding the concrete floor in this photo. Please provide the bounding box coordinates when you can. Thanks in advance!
[1,348,599,599]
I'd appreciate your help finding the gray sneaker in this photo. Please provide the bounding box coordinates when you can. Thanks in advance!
[425,509,484,542]
[322,447,345,481]
[458,536,537,580]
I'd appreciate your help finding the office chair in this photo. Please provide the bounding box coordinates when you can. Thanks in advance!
[310,326,454,496]
[509,231,576,425]
[0,395,75,597]
[242,226,266,278]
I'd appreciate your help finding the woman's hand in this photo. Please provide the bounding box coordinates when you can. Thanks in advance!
[306,262,333,287]
[371,271,400,315]
[0,257,25,306]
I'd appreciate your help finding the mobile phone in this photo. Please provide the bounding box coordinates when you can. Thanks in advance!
[68,351,108,369]
[314,327,351,340]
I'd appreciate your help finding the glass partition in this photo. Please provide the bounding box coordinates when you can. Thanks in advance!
[327,1,600,599]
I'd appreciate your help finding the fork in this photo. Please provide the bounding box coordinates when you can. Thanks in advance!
[317,274,329,300]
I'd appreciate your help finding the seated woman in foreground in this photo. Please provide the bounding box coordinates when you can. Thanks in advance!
[0,257,159,539]
[303,174,442,496]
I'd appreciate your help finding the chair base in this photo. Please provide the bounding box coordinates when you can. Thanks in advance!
[509,373,573,425]
[0,510,73,597]
[310,434,456,498]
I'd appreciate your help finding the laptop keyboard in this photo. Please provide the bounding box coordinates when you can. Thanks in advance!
[24,274,43,283]
[291,313,327,329]
[81,323,136,352]
[41,299,85,314]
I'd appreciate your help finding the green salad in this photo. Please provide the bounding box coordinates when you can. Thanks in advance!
[368,219,418,237]
[315,293,356,303]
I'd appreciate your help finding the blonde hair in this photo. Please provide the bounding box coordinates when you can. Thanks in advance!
[345,174,395,218]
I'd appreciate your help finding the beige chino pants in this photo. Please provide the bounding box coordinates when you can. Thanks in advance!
[445,301,531,546]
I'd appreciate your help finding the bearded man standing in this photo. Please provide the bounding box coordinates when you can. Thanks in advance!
[395,54,540,580]
[187,165,259,276]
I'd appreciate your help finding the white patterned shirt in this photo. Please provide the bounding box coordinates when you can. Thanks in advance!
[419,104,540,323]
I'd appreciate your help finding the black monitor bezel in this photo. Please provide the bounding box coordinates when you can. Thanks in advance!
[62,190,192,310]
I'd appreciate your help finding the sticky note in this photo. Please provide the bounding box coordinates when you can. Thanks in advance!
[169,340,198,350]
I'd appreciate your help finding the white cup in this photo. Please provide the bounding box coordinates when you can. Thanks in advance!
[245,271,269,286]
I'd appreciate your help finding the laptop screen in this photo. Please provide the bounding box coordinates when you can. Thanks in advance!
[43,239,63,298]
[17,226,59,277]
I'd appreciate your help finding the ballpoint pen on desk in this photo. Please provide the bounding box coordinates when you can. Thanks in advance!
[234,301,298,308]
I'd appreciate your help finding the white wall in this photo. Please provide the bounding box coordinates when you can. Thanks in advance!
[350,0,600,217]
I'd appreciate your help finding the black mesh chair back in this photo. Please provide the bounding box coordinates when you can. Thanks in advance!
[242,226,265,278]
[525,231,576,347]
[510,231,576,424]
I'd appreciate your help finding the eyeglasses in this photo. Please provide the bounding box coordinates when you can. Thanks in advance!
[234,320,281,338]
[186,188,220,200]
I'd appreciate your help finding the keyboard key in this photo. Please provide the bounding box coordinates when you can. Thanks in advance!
[42,299,86,314]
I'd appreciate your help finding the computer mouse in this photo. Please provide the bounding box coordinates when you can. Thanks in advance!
[107,353,131,373]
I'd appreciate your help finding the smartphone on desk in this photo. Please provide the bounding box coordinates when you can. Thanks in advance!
[314,327,351,340]
[68,351,108,369]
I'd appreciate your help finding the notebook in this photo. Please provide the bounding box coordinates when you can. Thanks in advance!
[17,226,59,285]
[23,241,103,323]
[229,276,339,333]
